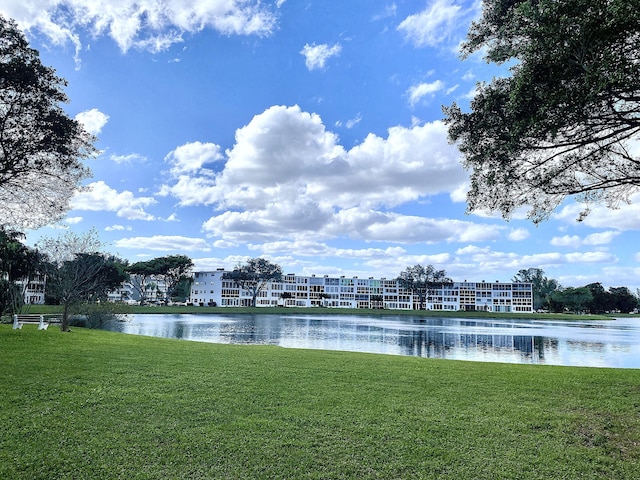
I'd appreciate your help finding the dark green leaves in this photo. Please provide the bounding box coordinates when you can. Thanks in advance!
[444,0,640,221]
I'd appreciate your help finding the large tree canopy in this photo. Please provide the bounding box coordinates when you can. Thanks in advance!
[38,230,128,331]
[443,0,640,222]
[0,15,95,229]
[126,255,193,304]
[397,264,452,310]
[45,252,128,331]
[223,258,282,307]
[512,268,560,310]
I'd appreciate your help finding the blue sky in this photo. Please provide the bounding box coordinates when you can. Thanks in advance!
[3,0,639,290]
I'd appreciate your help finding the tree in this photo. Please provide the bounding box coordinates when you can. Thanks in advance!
[126,255,193,304]
[148,255,193,303]
[0,277,21,317]
[36,228,104,265]
[443,0,640,222]
[512,268,560,311]
[44,253,128,331]
[0,229,46,315]
[608,286,638,313]
[0,16,96,229]
[223,258,282,308]
[370,294,384,309]
[549,287,593,314]
[170,277,192,303]
[397,264,452,310]
[584,283,614,314]
[38,230,127,331]
[318,292,331,307]
[279,291,293,307]
[127,261,157,305]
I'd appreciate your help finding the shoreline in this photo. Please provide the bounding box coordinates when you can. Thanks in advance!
[16,304,635,321]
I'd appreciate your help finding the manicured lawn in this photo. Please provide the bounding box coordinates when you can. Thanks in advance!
[1,325,639,479]
[18,303,616,320]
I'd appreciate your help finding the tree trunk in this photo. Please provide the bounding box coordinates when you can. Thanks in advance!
[61,303,71,332]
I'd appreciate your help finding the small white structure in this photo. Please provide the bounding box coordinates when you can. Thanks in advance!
[12,314,60,330]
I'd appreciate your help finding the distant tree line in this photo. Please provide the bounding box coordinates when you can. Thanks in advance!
[514,268,639,314]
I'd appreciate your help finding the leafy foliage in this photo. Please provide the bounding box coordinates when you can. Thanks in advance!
[550,282,639,314]
[36,228,104,266]
[608,286,639,313]
[223,258,283,307]
[38,230,128,330]
[0,229,45,315]
[444,0,640,222]
[549,287,593,314]
[170,277,192,303]
[584,282,614,314]
[126,255,193,304]
[0,279,21,318]
[397,264,452,310]
[44,253,129,331]
[512,268,560,310]
[0,16,96,229]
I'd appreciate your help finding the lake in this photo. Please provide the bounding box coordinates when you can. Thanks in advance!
[102,313,640,368]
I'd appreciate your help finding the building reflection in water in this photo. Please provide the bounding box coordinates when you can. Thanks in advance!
[103,314,640,368]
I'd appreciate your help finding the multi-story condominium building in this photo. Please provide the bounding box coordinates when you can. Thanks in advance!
[190,270,534,313]
[108,276,169,304]
[15,274,47,305]
[107,283,136,303]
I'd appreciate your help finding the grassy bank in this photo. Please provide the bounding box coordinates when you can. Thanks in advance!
[1,325,639,479]
[17,303,619,321]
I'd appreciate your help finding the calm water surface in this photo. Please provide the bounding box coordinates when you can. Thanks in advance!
[103,314,640,368]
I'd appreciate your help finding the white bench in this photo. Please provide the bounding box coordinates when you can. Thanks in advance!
[12,314,61,330]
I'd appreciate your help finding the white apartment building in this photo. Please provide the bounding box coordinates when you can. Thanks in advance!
[15,275,47,305]
[108,276,169,304]
[190,270,534,313]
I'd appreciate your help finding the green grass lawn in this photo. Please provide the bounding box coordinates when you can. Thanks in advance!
[1,325,639,479]
[17,303,619,320]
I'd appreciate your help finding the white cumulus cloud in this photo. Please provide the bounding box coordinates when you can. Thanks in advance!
[1,0,279,57]
[159,104,474,244]
[508,228,530,241]
[105,225,131,231]
[407,80,444,106]
[300,43,342,70]
[551,235,582,248]
[397,0,463,48]
[554,194,640,230]
[72,181,157,221]
[551,231,620,248]
[165,141,223,175]
[566,252,617,263]
[75,108,109,135]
